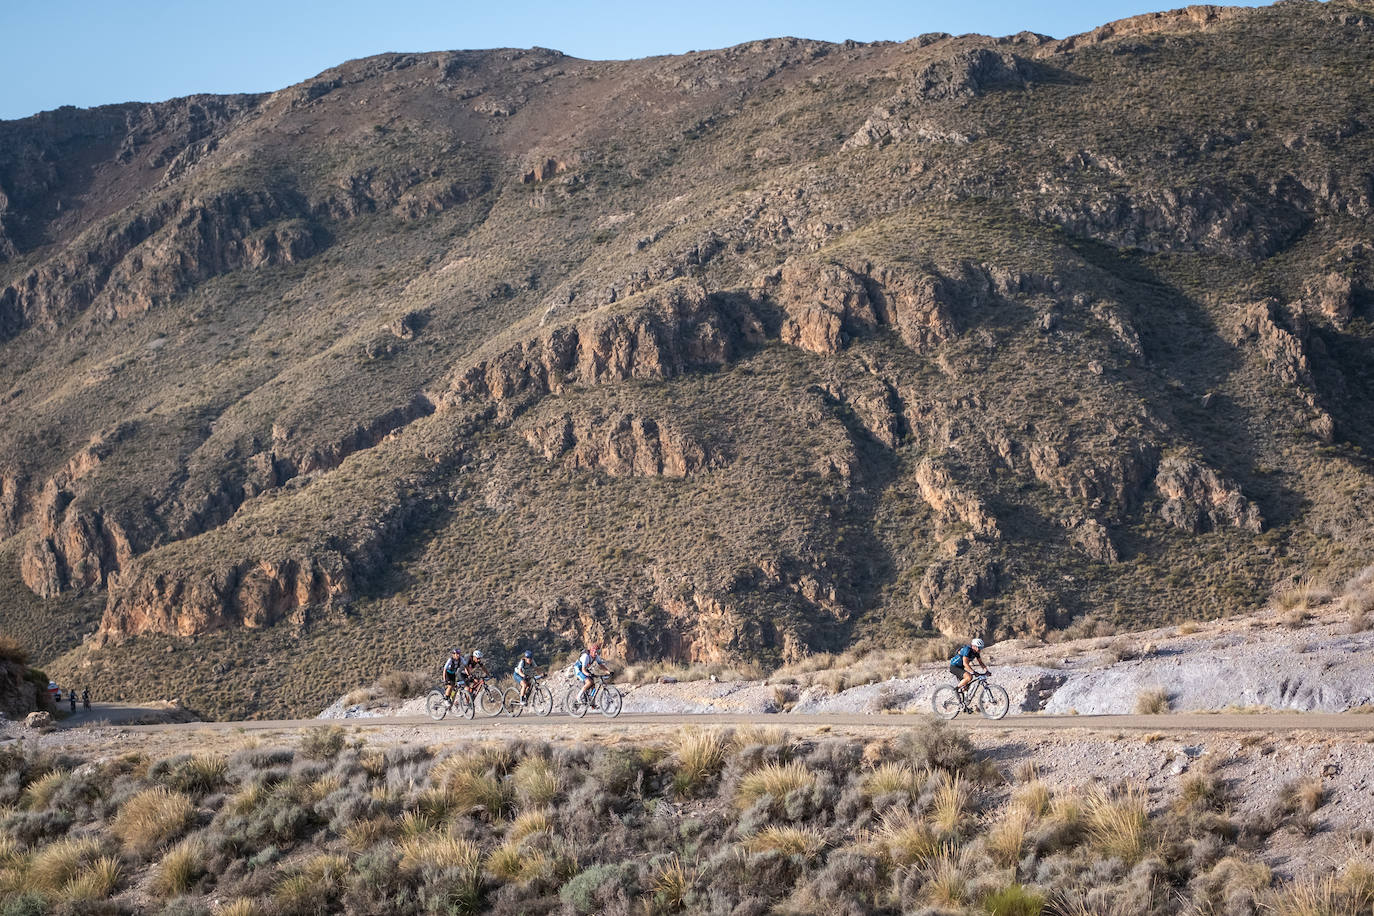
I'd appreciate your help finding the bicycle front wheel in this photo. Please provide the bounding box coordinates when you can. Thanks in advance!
[503,686,523,717]
[565,685,589,718]
[599,684,623,718]
[531,685,554,717]
[977,684,1010,720]
[425,689,449,721]
[932,686,962,720]
[479,684,505,717]
[459,690,475,720]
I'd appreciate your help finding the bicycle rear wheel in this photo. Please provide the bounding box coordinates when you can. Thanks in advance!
[425,689,449,721]
[531,685,554,717]
[502,686,523,717]
[565,685,589,718]
[932,686,962,720]
[599,684,623,718]
[478,684,505,717]
[977,684,1010,720]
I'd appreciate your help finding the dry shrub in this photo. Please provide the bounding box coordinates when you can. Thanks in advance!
[508,808,551,843]
[274,854,348,914]
[511,756,558,809]
[1175,770,1228,813]
[744,825,827,858]
[1190,856,1272,915]
[112,787,195,856]
[1291,777,1326,815]
[736,760,816,808]
[897,718,975,773]
[153,837,205,898]
[921,846,968,907]
[299,725,347,760]
[160,753,229,794]
[378,670,430,700]
[1012,779,1051,819]
[1135,687,1171,715]
[0,636,30,665]
[1177,621,1201,635]
[730,724,790,751]
[672,729,728,797]
[1085,784,1151,863]
[873,808,939,869]
[1274,577,1334,615]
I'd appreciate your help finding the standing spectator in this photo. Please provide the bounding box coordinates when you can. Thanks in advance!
[82,688,90,710]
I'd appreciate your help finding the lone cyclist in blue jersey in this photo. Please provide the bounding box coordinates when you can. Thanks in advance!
[575,643,609,705]
[949,638,989,693]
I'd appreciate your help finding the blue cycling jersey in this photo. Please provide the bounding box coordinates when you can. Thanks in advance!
[949,645,981,667]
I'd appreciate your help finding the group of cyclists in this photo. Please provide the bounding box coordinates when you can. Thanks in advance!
[441,642,612,709]
[434,637,992,717]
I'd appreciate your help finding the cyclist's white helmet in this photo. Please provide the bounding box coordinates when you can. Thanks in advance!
[971,638,985,649]
[472,650,483,659]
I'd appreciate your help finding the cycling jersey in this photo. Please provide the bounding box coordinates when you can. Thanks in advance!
[575,651,597,682]
[514,657,536,680]
[444,656,462,677]
[949,645,982,669]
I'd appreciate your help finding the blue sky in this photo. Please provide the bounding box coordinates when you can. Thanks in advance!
[1,0,1274,121]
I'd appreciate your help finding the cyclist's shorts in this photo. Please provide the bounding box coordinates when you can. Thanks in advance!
[514,672,527,685]
[443,671,458,685]
[948,663,966,680]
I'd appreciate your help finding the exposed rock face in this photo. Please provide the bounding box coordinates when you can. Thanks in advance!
[440,283,764,406]
[24,711,53,729]
[523,412,715,477]
[1154,456,1263,533]
[914,458,999,539]
[772,261,880,354]
[98,555,348,644]
[1234,299,1335,441]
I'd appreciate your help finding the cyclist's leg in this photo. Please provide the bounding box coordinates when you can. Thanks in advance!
[576,670,590,699]
[514,672,527,701]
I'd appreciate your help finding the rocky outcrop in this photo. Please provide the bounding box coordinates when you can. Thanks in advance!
[991,435,1157,521]
[1035,181,1311,259]
[771,261,880,354]
[1045,5,1244,54]
[914,458,999,539]
[1233,300,1334,441]
[98,554,348,643]
[523,412,716,477]
[439,283,765,406]
[843,48,1037,150]
[1154,456,1263,534]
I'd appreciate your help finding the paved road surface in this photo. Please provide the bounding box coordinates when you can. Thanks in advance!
[110,712,1374,733]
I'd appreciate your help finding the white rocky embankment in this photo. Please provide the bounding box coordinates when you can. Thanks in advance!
[321,607,1374,718]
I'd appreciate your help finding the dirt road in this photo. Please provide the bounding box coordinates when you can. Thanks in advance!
[113,711,1374,734]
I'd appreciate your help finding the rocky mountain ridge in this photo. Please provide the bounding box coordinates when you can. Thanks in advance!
[1,1,1373,717]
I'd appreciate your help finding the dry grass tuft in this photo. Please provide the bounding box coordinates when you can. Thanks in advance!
[511,755,558,809]
[862,762,923,798]
[672,729,728,797]
[63,855,123,902]
[931,770,970,837]
[398,831,481,874]
[344,815,396,850]
[729,724,790,751]
[736,760,816,808]
[874,808,939,869]
[986,805,1032,867]
[153,838,205,898]
[922,846,968,907]
[112,787,196,856]
[1135,687,1171,715]
[744,825,827,858]
[1085,784,1151,863]
[28,836,102,893]
[650,854,692,911]
[22,770,65,810]
[214,900,266,916]
[507,808,552,843]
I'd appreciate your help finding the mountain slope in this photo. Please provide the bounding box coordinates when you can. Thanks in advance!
[1,2,1373,717]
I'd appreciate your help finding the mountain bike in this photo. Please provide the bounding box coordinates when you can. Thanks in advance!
[468,675,506,717]
[504,673,554,717]
[932,671,1009,720]
[425,683,475,720]
[565,673,622,718]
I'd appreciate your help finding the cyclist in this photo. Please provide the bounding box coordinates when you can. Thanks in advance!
[949,638,989,694]
[442,647,463,700]
[463,649,490,695]
[513,650,540,704]
[575,643,609,704]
